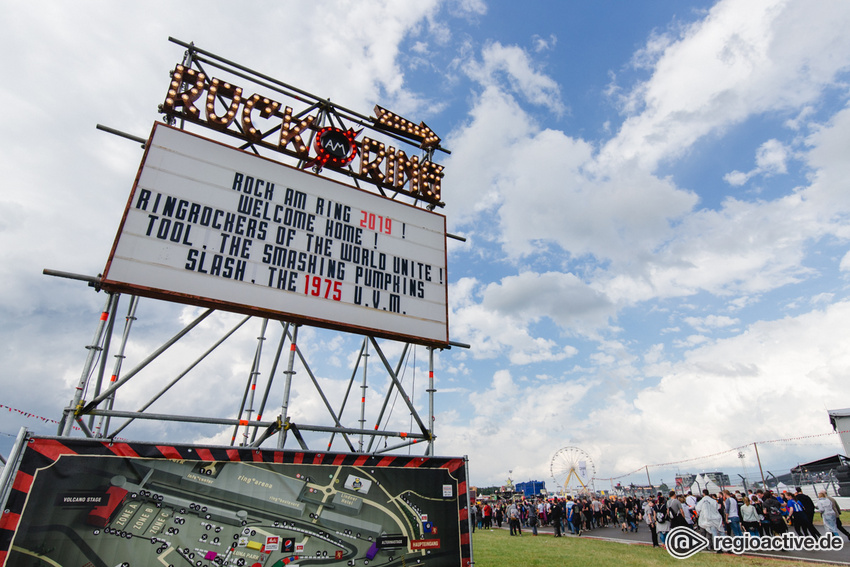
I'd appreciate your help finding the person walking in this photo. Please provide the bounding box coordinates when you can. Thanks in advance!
[668,490,688,529]
[486,501,496,529]
[817,491,840,537]
[550,498,563,537]
[762,491,787,536]
[644,498,659,547]
[654,495,671,545]
[508,501,521,536]
[723,490,743,537]
[740,497,762,536]
[825,492,850,540]
[572,498,584,536]
[696,490,724,552]
[679,495,695,528]
[795,487,816,525]
[528,506,539,535]
[787,493,821,537]
[565,497,577,535]
[616,497,628,532]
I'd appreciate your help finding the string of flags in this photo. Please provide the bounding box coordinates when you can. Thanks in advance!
[1,403,81,432]
[594,429,850,482]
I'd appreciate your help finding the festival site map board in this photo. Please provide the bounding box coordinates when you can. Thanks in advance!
[0,436,471,566]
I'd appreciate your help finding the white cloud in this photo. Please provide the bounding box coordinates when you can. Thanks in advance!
[449,278,581,364]
[461,301,850,485]
[724,138,789,186]
[438,370,594,481]
[683,314,739,333]
[604,0,850,171]
[463,42,565,115]
[839,251,850,272]
[482,272,613,331]
[445,91,698,263]
[440,0,850,393]
[532,34,557,53]
[449,0,487,17]
[756,138,789,174]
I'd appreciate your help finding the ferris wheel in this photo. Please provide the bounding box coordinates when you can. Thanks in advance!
[550,446,596,493]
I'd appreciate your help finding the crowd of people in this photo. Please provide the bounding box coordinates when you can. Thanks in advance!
[470,486,849,551]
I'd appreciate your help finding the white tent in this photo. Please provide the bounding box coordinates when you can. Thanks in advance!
[690,474,721,495]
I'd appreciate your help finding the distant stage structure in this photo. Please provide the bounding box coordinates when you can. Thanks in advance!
[550,446,596,494]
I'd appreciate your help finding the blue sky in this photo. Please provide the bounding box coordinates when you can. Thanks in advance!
[2,0,850,490]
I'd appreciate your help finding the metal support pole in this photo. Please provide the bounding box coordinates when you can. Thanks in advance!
[369,338,429,436]
[81,309,214,414]
[61,293,119,436]
[427,346,436,456]
[75,417,94,438]
[365,343,409,453]
[373,439,425,455]
[278,324,299,449]
[464,457,474,567]
[767,471,778,490]
[285,423,428,440]
[0,427,29,512]
[96,295,139,437]
[281,325,355,452]
[251,323,288,443]
[645,465,652,490]
[85,408,277,428]
[738,474,748,493]
[326,338,367,451]
[110,314,250,439]
[231,363,255,446]
[242,319,268,445]
[88,293,119,431]
[753,442,766,488]
[359,340,369,452]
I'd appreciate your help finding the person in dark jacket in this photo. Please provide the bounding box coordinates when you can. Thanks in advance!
[762,491,787,535]
[794,487,816,524]
[550,498,563,536]
[787,493,820,538]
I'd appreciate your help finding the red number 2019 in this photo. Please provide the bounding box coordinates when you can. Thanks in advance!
[360,211,392,234]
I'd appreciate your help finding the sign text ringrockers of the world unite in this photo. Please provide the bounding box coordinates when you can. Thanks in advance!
[102,124,448,346]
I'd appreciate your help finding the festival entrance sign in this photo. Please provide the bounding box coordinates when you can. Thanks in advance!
[101,123,449,347]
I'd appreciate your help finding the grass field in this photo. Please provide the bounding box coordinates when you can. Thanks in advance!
[471,529,824,567]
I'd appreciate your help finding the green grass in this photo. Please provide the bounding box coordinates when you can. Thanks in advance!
[471,529,819,567]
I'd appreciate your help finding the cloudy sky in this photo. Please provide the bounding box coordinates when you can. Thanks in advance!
[2,0,850,490]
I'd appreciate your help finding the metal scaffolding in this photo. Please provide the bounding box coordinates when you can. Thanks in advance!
[47,270,465,455]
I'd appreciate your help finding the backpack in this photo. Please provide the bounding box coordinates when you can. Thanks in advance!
[765,501,782,522]
[654,505,667,523]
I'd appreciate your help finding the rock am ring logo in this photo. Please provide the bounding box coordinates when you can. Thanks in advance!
[312,126,359,168]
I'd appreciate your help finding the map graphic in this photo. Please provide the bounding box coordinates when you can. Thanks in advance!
[0,437,471,567]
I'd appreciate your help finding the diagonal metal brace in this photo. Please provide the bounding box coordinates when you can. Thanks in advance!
[251,416,283,448]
